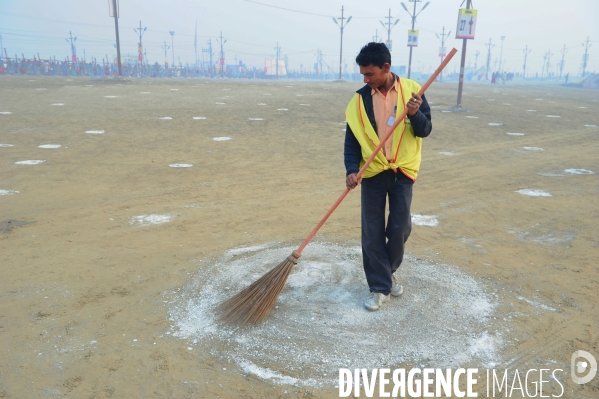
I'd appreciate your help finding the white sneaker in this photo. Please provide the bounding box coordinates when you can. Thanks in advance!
[391,274,404,297]
[364,292,390,311]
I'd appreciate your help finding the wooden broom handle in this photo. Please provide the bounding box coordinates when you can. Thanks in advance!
[296,48,458,254]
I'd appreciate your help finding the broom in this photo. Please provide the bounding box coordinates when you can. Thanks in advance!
[217,48,458,326]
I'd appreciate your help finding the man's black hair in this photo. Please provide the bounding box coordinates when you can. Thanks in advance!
[355,42,391,68]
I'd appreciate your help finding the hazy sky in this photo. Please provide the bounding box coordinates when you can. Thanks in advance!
[0,0,597,76]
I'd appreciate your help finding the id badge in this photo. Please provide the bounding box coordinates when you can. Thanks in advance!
[387,115,395,126]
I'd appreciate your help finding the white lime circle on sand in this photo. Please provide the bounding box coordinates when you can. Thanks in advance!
[466,116,478,119]
[0,112,12,115]
[565,169,594,175]
[248,118,264,121]
[523,147,544,151]
[584,124,597,127]
[546,115,560,118]
[168,242,501,388]
[277,108,289,111]
[515,189,552,197]
[129,214,173,226]
[0,144,14,147]
[257,103,267,106]
[438,151,454,156]
[526,110,536,112]
[193,117,207,120]
[169,164,193,168]
[0,189,20,196]
[213,137,231,141]
[507,133,524,136]
[15,160,45,165]
[216,102,225,105]
[488,123,502,126]
[38,144,62,149]
[300,104,310,106]
[159,117,172,120]
[51,103,64,106]
[104,96,118,98]
[85,130,105,134]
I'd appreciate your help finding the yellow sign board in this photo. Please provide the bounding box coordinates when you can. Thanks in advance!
[456,8,478,39]
[407,30,419,47]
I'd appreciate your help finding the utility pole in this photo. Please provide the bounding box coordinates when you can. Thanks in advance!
[484,37,494,80]
[134,21,147,66]
[401,0,430,79]
[65,31,77,68]
[544,49,552,77]
[373,30,381,43]
[435,26,450,80]
[380,9,399,42]
[332,5,352,80]
[161,41,170,69]
[581,36,591,77]
[522,45,531,79]
[275,42,281,80]
[559,44,567,80]
[109,0,122,76]
[218,32,226,78]
[499,36,505,72]
[169,31,175,68]
[452,0,471,111]
[474,50,480,68]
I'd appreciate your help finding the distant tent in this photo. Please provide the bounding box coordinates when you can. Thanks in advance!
[581,74,599,89]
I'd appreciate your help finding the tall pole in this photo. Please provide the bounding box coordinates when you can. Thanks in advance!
[485,37,494,80]
[435,26,450,80]
[380,9,399,42]
[332,6,352,80]
[275,42,280,80]
[218,32,226,78]
[522,45,531,79]
[499,36,505,72]
[454,0,471,109]
[544,49,552,77]
[402,0,429,79]
[581,36,591,77]
[65,31,77,69]
[134,21,147,67]
[474,50,480,68]
[208,39,213,77]
[111,0,122,76]
[559,44,567,80]
[162,41,170,69]
[169,31,175,68]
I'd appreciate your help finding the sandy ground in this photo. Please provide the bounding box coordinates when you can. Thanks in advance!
[0,74,598,398]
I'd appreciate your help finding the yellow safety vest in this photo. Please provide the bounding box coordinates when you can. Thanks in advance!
[346,78,423,180]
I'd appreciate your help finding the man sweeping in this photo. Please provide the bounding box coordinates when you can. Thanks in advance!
[344,42,432,311]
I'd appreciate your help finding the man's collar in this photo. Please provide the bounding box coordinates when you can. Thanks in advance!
[371,73,399,96]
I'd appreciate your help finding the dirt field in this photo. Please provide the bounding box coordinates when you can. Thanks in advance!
[1,74,598,398]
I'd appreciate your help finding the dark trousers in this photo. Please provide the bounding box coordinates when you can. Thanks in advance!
[361,170,413,295]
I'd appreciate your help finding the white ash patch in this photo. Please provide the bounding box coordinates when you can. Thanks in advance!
[129,214,173,226]
[216,102,225,105]
[526,110,536,112]
[38,144,61,149]
[584,124,597,127]
[51,103,64,106]
[85,130,105,134]
[104,96,118,98]
[546,115,560,118]
[523,147,544,151]
[579,106,587,109]
[509,226,575,246]
[300,104,310,106]
[503,103,512,106]
[192,117,207,120]
[170,89,179,91]
[248,118,264,121]
[257,103,267,105]
[159,117,172,120]
[537,172,566,177]
[488,123,502,126]
[0,112,12,115]
[213,137,231,141]
[438,151,454,156]
[516,296,556,312]
[168,242,502,388]
[535,99,543,101]
[412,214,439,226]
[565,169,594,175]
[441,110,451,113]
[0,144,14,147]
[515,189,552,197]
[507,132,524,136]
[466,116,478,119]
[169,164,193,168]
[277,108,289,111]
[0,189,20,196]
[15,160,45,165]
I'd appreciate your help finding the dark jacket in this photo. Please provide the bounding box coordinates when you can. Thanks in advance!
[344,76,432,176]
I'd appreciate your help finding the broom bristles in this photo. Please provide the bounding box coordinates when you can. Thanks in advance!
[216,250,301,326]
